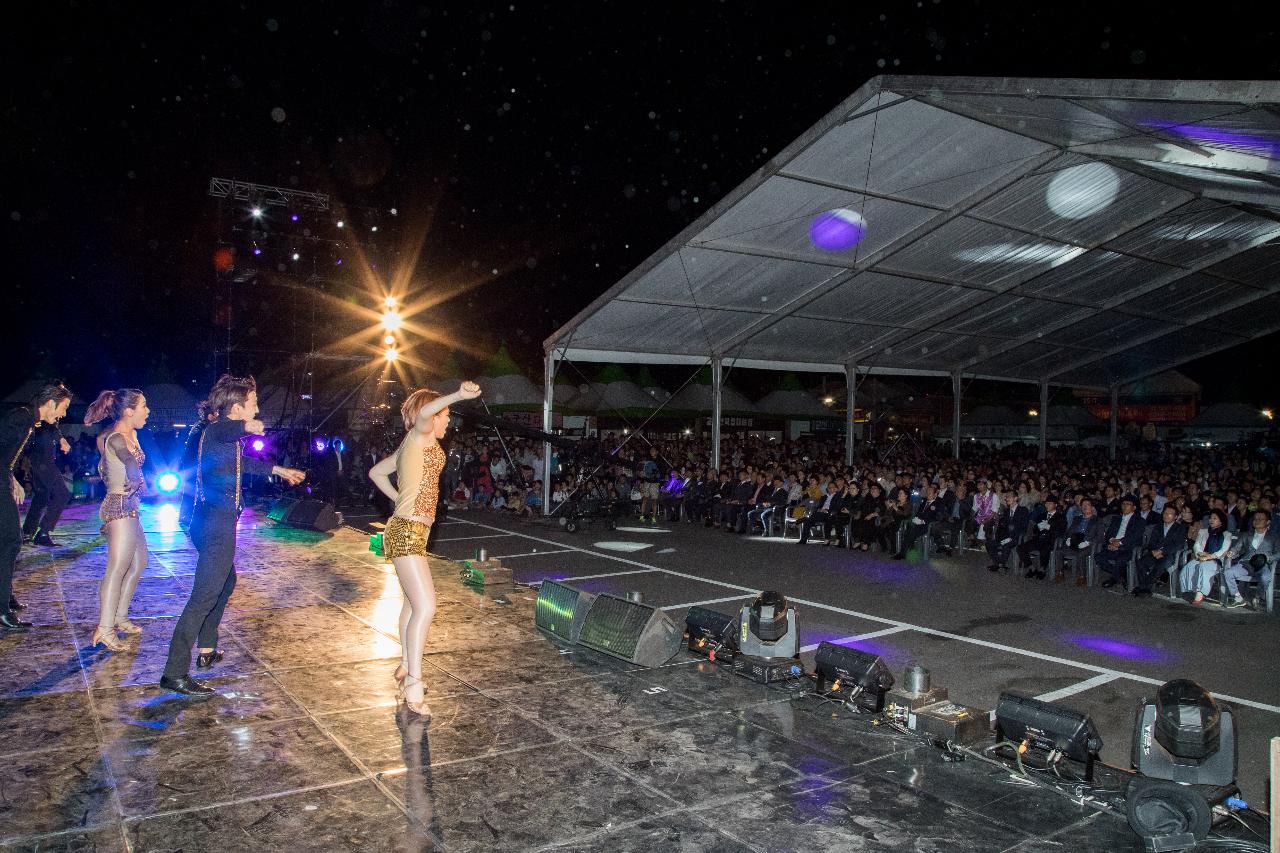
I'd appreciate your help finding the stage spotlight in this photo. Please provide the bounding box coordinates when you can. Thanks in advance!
[371,225,378,232]
[290,213,299,222]
[738,591,799,657]
[390,207,398,215]
[331,438,346,453]
[384,295,397,308]
[313,437,329,453]
[291,252,300,261]
[815,642,895,711]
[336,220,345,228]
[250,207,263,218]
[1132,679,1237,786]
[252,246,262,256]
[381,310,402,331]
[996,692,1103,779]
[156,472,182,495]
[251,438,266,452]
[384,347,399,362]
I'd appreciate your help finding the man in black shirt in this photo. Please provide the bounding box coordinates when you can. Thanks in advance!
[178,402,218,528]
[161,376,305,696]
[21,414,72,547]
[0,383,71,630]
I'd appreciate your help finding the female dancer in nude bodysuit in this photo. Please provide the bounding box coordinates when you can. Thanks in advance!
[370,380,482,716]
[84,389,151,651]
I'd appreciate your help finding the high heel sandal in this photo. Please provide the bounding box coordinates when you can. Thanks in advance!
[393,664,409,700]
[400,675,430,718]
[91,626,125,652]
[115,619,143,635]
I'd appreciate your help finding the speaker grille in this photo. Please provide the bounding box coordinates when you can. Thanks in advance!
[579,594,654,660]
[535,580,590,642]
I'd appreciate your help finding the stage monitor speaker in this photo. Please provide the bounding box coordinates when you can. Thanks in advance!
[534,580,597,643]
[996,692,1102,765]
[814,642,895,710]
[267,498,339,532]
[578,593,683,667]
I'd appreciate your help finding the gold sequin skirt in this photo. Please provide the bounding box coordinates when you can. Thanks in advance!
[383,516,430,559]
[100,492,141,533]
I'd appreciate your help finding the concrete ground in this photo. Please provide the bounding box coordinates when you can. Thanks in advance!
[416,505,1280,806]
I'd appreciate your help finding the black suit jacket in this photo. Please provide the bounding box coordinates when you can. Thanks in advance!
[1148,521,1188,555]
[1104,513,1146,551]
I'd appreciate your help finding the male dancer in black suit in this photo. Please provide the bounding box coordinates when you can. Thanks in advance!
[0,383,72,629]
[160,375,305,696]
[22,404,73,547]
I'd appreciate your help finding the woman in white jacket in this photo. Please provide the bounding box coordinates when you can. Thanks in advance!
[1179,509,1233,605]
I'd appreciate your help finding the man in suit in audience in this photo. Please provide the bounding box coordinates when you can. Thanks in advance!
[1018,494,1067,580]
[1097,495,1147,589]
[1221,509,1279,608]
[1055,497,1104,586]
[1132,504,1188,597]
[799,477,847,545]
[717,470,755,530]
[748,476,790,536]
[986,490,1029,572]
[897,483,948,559]
[733,472,770,534]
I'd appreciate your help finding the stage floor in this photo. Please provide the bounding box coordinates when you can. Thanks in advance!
[0,501,1268,851]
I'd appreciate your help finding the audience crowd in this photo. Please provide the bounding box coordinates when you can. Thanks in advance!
[445,431,1279,609]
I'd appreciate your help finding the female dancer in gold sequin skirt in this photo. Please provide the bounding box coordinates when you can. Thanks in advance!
[84,389,151,651]
[369,380,482,716]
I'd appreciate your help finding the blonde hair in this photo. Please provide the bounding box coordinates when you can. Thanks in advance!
[401,387,443,431]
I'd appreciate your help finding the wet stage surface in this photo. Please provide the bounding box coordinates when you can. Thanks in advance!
[1,502,1268,851]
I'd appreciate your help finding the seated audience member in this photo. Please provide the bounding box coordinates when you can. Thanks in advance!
[1179,509,1233,606]
[1097,495,1146,589]
[986,490,1029,572]
[1221,510,1278,608]
[1018,493,1066,579]
[896,483,949,559]
[1055,497,1104,585]
[1132,505,1188,597]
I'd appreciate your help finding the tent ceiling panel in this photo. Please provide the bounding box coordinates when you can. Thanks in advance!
[801,270,993,329]
[735,316,901,363]
[548,77,1280,390]
[625,248,840,313]
[690,175,938,266]
[568,300,761,356]
[1117,273,1261,320]
[969,159,1195,247]
[1010,250,1169,304]
[920,91,1137,147]
[875,216,1085,288]
[1103,200,1280,267]
[783,95,1055,207]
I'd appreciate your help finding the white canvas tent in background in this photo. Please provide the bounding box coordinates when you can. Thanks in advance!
[536,77,1280,511]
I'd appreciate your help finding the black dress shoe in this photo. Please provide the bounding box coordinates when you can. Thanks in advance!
[9,596,24,611]
[159,675,216,697]
[196,650,225,668]
[33,532,56,547]
[0,612,33,632]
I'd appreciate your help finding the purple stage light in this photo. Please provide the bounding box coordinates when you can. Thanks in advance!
[1142,120,1280,158]
[314,437,329,453]
[251,438,265,452]
[252,247,262,256]
[809,208,867,252]
[290,213,299,222]
[1066,633,1171,663]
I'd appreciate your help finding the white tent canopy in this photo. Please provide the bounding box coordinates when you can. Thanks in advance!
[535,76,1280,501]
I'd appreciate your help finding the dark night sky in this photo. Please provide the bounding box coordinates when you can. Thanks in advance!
[5,2,1280,404]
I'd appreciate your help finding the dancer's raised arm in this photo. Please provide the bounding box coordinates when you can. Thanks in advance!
[411,381,481,436]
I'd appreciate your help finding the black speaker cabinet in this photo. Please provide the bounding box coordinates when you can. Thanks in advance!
[267,498,339,532]
[534,579,598,643]
[578,593,683,667]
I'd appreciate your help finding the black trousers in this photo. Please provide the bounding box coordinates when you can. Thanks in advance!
[164,505,238,679]
[0,485,19,612]
[1136,551,1178,589]
[1017,533,1055,569]
[22,466,69,537]
[798,511,832,543]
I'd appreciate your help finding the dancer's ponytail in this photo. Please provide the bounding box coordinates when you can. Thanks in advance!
[84,390,117,425]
